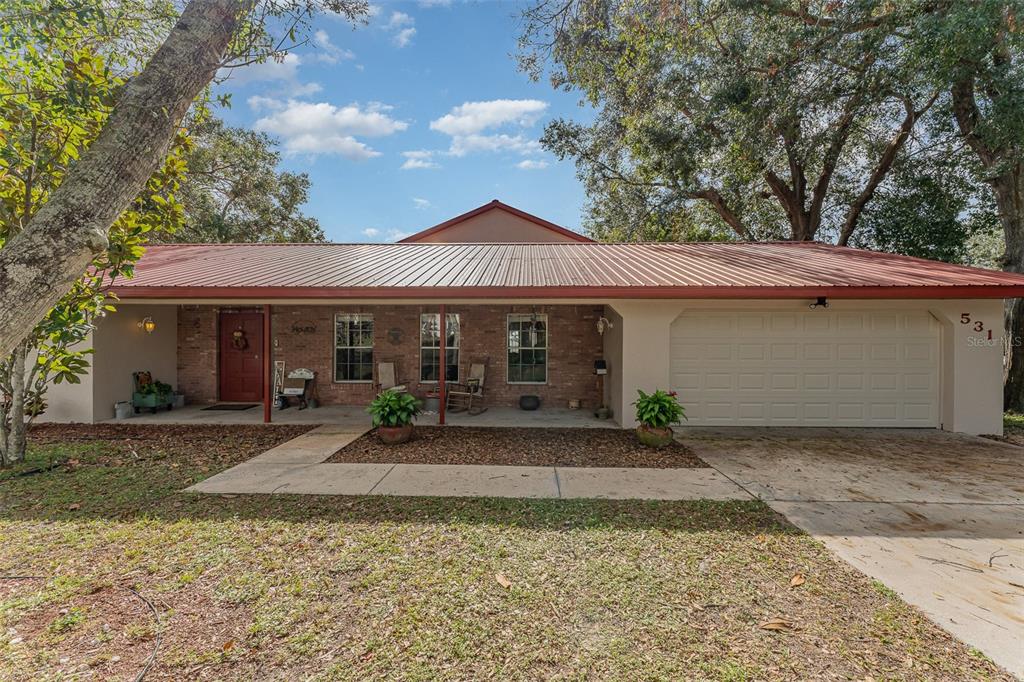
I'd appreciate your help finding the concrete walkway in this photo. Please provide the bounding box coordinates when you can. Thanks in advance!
[186,425,749,501]
[685,427,1024,679]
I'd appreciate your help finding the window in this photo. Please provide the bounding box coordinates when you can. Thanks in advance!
[420,313,460,382]
[335,314,374,382]
[508,314,547,383]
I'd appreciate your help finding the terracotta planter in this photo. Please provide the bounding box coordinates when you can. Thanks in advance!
[636,424,674,448]
[378,423,414,444]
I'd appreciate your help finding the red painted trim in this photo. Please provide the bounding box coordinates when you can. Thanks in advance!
[112,284,1024,300]
[398,199,594,243]
[263,304,271,424]
[438,304,446,426]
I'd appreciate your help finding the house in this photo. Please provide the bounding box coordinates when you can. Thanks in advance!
[42,200,1024,435]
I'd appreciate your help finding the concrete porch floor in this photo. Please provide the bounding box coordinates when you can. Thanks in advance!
[108,404,619,429]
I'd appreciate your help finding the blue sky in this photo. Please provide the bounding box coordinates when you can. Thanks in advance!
[215,0,593,242]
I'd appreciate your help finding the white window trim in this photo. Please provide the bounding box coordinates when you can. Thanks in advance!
[507,313,549,385]
[419,313,460,384]
[334,313,374,384]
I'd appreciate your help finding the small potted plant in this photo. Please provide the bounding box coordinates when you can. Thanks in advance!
[367,390,422,444]
[632,389,686,448]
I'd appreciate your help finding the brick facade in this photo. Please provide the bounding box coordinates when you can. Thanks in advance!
[177,305,218,404]
[176,304,605,409]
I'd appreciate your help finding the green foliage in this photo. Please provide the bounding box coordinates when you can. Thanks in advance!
[158,116,324,244]
[632,389,686,429]
[851,148,999,265]
[0,0,185,460]
[521,0,931,242]
[367,390,422,428]
[137,380,172,397]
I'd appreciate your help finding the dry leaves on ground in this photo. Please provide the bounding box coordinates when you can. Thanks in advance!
[327,426,706,468]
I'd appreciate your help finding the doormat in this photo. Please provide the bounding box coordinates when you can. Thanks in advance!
[201,403,259,411]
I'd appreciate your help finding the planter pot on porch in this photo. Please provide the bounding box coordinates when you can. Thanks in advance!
[378,423,414,444]
[636,424,674,448]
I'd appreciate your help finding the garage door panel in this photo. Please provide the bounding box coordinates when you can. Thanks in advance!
[670,310,939,427]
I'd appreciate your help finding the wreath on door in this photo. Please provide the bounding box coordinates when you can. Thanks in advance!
[231,328,248,350]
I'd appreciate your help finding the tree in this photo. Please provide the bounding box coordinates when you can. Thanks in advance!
[159,116,324,243]
[520,0,937,243]
[910,1,1024,410]
[850,142,999,265]
[0,0,367,359]
[0,0,187,463]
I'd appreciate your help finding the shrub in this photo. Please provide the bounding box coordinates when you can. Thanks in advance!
[632,389,686,428]
[367,390,422,428]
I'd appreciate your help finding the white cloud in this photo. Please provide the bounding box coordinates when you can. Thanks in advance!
[393,27,417,48]
[516,159,549,170]
[312,29,355,64]
[253,100,408,160]
[386,11,414,28]
[419,0,452,6]
[430,99,548,136]
[290,81,323,97]
[221,53,322,98]
[400,150,439,170]
[362,228,380,238]
[247,95,284,111]
[361,227,409,242]
[226,53,300,83]
[386,229,411,242]
[378,11,416,48]
[449,133,542,157]
[412,197,432,209]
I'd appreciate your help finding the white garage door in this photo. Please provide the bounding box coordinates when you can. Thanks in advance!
[670,310,940,427]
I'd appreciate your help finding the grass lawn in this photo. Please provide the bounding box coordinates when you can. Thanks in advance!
[0,424,1010,681]
[980,413,1024,446]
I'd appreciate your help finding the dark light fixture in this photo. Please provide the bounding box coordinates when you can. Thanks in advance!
[809,296,829,310]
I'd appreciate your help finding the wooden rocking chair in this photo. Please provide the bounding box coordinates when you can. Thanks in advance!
[376,361,407,393]
[446,363,487,415]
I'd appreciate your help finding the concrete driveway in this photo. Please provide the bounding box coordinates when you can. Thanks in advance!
[685,427,1024,678]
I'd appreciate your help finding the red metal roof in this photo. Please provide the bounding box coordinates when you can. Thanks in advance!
[112,241,1024,299]
[398,200,594,243]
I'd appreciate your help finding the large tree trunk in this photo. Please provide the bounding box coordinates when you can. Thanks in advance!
[995,170,1024,412]
[950,76,1024,412]
[0,0,248,358]
[0,342,29,465]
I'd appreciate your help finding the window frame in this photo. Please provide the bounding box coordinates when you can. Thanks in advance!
[507,313,549,385]
[333,313,375,383]
[419,313,460,383]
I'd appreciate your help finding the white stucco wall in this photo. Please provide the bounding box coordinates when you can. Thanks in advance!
[39,304,178,423]
[38,331,95,423]
[608,299,1006,435]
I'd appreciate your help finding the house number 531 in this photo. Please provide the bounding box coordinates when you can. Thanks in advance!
[961,313,994,340]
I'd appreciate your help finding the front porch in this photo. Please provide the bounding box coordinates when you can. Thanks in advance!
[104,403,618,429]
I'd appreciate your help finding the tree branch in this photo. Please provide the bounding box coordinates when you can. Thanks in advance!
[837,92,938,246]
[0,0,250,357]
[690,188,749,240]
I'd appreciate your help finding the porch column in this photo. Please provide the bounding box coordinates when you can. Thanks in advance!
[263,304,272,423]
[438,304,446,425]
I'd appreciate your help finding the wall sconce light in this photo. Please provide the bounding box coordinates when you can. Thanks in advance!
[809,296,829,310]
[138,316,156,334]
[596,316,614,336]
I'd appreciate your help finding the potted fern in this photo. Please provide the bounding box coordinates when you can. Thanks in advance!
[367,390,422,444]
[633,389,686,448]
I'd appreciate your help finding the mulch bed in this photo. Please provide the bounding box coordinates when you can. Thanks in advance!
[325,426,706,468]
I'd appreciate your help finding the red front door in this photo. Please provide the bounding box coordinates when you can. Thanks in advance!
[219,312,264,402]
